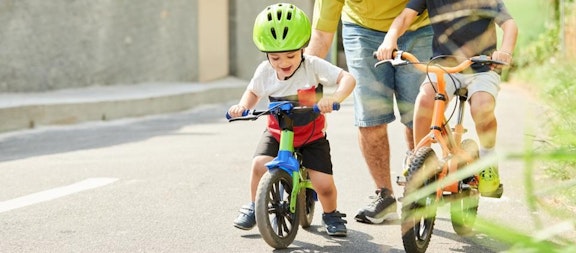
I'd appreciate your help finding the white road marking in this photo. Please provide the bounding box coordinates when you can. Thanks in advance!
[0,177,118,213]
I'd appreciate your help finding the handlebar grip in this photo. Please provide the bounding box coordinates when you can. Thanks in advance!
[313,102,340,113]
[225,110,250,120]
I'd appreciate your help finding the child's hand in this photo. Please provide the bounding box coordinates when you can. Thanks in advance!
[491,50,512,69]
[228,104,248,118]
[316,97,336,113]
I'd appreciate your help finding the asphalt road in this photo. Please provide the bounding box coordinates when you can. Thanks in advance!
[0,84,562,252]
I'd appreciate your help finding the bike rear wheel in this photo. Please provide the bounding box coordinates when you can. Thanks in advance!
[255,169,299,249]
[401,147,438,253]
[450,139,480,236]
[298,188,315,228]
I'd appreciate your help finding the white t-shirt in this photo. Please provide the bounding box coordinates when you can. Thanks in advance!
[247,54,343,147]
[248,54,342,100]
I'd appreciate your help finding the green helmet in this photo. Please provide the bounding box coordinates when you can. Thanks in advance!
[253,3,311,53]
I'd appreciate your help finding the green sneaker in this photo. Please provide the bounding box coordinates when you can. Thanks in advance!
[479,166,503,198]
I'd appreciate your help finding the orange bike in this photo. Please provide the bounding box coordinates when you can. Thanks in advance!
[375,51,507,253]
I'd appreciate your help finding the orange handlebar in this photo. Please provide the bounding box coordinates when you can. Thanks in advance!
[394,51,473,75]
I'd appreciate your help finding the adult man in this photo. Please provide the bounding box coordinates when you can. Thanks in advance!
[305,0,433,224]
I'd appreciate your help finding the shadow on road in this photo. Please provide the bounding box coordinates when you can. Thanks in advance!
[0,103,233,163]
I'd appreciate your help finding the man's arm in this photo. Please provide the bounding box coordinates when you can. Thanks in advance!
[305,29,335,59]
[305,0,343,58]
[375,8,419,60]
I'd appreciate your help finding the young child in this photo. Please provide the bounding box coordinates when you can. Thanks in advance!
[228,3,356,236]
[375,0,518,197]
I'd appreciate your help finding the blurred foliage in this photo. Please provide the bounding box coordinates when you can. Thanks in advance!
[499,0,576,251]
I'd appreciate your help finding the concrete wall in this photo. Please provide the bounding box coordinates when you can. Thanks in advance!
[0,0,200,92]
[198,0,229,82]
[0,0,313,93]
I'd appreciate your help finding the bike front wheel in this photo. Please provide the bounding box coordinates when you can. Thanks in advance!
[255,169,299,249]
[401,147,438,253]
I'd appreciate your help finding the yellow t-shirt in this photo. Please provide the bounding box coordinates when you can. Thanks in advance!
[312,0,430,32]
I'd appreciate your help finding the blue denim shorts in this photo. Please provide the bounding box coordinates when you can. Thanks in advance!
[342,23,433,128]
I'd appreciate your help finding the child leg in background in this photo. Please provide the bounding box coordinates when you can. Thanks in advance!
[470,87,503,198]
[233,155,273,230]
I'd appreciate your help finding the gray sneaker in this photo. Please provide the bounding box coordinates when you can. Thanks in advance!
[233,202,256,230]
[322,211,347,236]
[355,188,399,224]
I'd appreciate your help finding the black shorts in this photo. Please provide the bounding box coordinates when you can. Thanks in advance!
[254,130,333,175]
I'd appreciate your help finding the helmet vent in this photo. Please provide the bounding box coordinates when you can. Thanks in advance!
[282,27,288,39]
[267,13,272,21]
[287,12,292,20]
[270,28,277,39]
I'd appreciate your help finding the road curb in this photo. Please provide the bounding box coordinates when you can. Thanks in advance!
[0,77,247,133]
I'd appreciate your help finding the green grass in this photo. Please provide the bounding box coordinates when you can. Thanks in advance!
[504,0,551,50]
[471,1,576,251]
[503,0,576,251]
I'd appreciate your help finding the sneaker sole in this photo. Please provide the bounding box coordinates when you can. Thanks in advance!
[355,212,399,224]
[326,230,347,237]
[480,184,504,198]
[233,223,255,230]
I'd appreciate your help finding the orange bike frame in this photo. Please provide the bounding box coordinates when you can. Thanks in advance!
[399,52,476,197]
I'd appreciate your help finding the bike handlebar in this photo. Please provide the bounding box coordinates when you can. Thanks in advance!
[226,102,340,122]
[374,50,508,74]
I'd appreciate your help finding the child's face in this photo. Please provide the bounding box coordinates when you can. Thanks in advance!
[267,50,303,80]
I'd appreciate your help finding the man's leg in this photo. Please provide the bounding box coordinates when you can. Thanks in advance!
[358,124,392,190]
[341,23,401,224]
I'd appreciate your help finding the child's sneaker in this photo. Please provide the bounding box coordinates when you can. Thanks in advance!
[233,202,256,230]
[322,211,347,236]
[479,166,504,198]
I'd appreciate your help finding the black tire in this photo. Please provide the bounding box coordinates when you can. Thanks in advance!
[450,189,479,236]
[298,188,315,228]
[401,147,438,253]
[450,139,480,236]
[255,169,299,249]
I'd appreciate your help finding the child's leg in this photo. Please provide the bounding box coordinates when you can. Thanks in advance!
[467,71,502,197]
[308,169,347,236]
[234,130,277,230]
[413,82,436,147]
[307,170,337,213]
[469,91,497,150]
[249,155,274,202]
[467,71,500,151]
